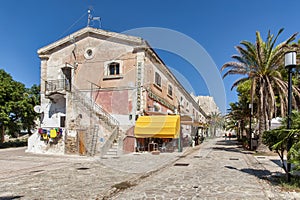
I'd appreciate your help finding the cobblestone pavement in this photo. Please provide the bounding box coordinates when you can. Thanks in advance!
[0,146,186,199]
[112,138,300,200]
[0,138,299,200]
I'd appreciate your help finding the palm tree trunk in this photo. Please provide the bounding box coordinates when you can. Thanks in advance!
[258,82,267,145]
[1,125,4,143]
[213,126,216,137]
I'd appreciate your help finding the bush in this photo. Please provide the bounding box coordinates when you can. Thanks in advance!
[0,140,27,149]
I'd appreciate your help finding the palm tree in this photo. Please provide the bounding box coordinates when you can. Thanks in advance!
[221,29,300,143]
[208,112,223,137]
[226,101,250,140]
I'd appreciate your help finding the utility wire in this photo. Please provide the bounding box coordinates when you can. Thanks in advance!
[57,11,88,39]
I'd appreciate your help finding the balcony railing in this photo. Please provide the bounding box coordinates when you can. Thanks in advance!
[45,79,70,96]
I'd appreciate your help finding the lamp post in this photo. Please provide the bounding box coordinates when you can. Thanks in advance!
[176,101,182,152]
[284,51,297,182]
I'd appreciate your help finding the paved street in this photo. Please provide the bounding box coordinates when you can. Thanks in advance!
[112,139,299,200]
[0,138,299,200]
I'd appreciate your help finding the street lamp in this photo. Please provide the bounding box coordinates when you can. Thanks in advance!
[249,103,252,150]
[284,51,297,182]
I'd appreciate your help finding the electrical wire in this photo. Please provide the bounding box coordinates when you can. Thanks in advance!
[57,11,88,39]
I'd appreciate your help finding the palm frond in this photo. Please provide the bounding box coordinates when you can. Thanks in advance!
[255,31,264,68]
[222,69,248,79]
[230,77,249,90]
[221,61,245,72]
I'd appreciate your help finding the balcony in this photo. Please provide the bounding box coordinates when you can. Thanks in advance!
[45,79,70,99]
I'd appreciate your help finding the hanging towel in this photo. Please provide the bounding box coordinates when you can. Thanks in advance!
[38,128,43,134]
[50,129,57,138]
[42,134,48,140]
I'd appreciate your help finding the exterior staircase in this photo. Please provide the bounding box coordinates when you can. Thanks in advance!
[71,86,121,156]
[72,86,119,129]
[101,133,124,158]
[103,142,119,158]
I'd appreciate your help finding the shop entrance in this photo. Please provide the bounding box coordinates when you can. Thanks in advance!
[136,138,177,153]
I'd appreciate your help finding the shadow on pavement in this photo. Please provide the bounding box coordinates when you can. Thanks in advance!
[214,139,248,154]
[0,196,24,200]
[271,159,284,168]
[225,165,272,180]
[240,168,272,179]
[212,146,242,153]
[216,139,239,146]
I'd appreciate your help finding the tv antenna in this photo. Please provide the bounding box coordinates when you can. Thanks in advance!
[87,9,101,28]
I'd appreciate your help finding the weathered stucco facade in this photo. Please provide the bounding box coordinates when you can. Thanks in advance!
[27,27,208,156]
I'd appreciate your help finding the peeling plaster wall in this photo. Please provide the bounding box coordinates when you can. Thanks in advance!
[41,96,66,128]
[36,27,208,155]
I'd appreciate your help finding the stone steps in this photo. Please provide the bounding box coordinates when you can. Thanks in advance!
[101,143,119,158]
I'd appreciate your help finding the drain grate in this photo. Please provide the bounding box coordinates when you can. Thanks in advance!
[174,163,189,166]
[77,167,90,170]
[256,156,265,159]
[229,158,239,160]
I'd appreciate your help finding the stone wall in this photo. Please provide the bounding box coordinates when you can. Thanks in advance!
[65,136,77,154]
[123,127,135,153]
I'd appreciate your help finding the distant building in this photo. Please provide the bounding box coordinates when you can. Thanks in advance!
[191,95,220,115]
[191,95,222,137]
[27,27,208,156]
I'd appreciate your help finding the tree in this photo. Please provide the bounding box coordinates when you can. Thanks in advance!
[0,69,40,143]
[225,81,255,146]
[263,111,300,178]
[19,84,40,134]
[208,112,223,137]
[221,29,300,144]
[226,103,248,137]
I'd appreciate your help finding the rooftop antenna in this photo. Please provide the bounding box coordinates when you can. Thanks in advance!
[87,9,101,28]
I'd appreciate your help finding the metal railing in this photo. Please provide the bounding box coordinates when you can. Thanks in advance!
[71,86,121,156]
[71,86,119,128]
[45,79,70,94]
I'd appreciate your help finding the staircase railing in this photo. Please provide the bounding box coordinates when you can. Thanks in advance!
[71,86,119,129]
[93,102,119,128]
[71,86,122,156]
[100,126,119,157]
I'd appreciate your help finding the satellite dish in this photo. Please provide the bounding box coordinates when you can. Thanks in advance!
[34,105,43,113]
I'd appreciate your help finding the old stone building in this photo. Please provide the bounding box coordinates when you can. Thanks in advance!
[27,26,208,156]
[191,95,220,116]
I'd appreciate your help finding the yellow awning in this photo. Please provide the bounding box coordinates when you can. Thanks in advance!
[134,115,180,138]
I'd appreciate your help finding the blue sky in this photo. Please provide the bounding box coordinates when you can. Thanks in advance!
[0,0,300,114]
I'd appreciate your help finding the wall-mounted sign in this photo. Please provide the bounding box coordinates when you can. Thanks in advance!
[147,89,176,111]
[136,62,142,112]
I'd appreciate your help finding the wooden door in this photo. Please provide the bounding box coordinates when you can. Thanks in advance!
[78,131,86,155]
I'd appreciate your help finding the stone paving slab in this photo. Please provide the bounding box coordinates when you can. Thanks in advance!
[0,146,187,199]
[98,152,183,174]
[111,138,300,200]
[0,139,299,199]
